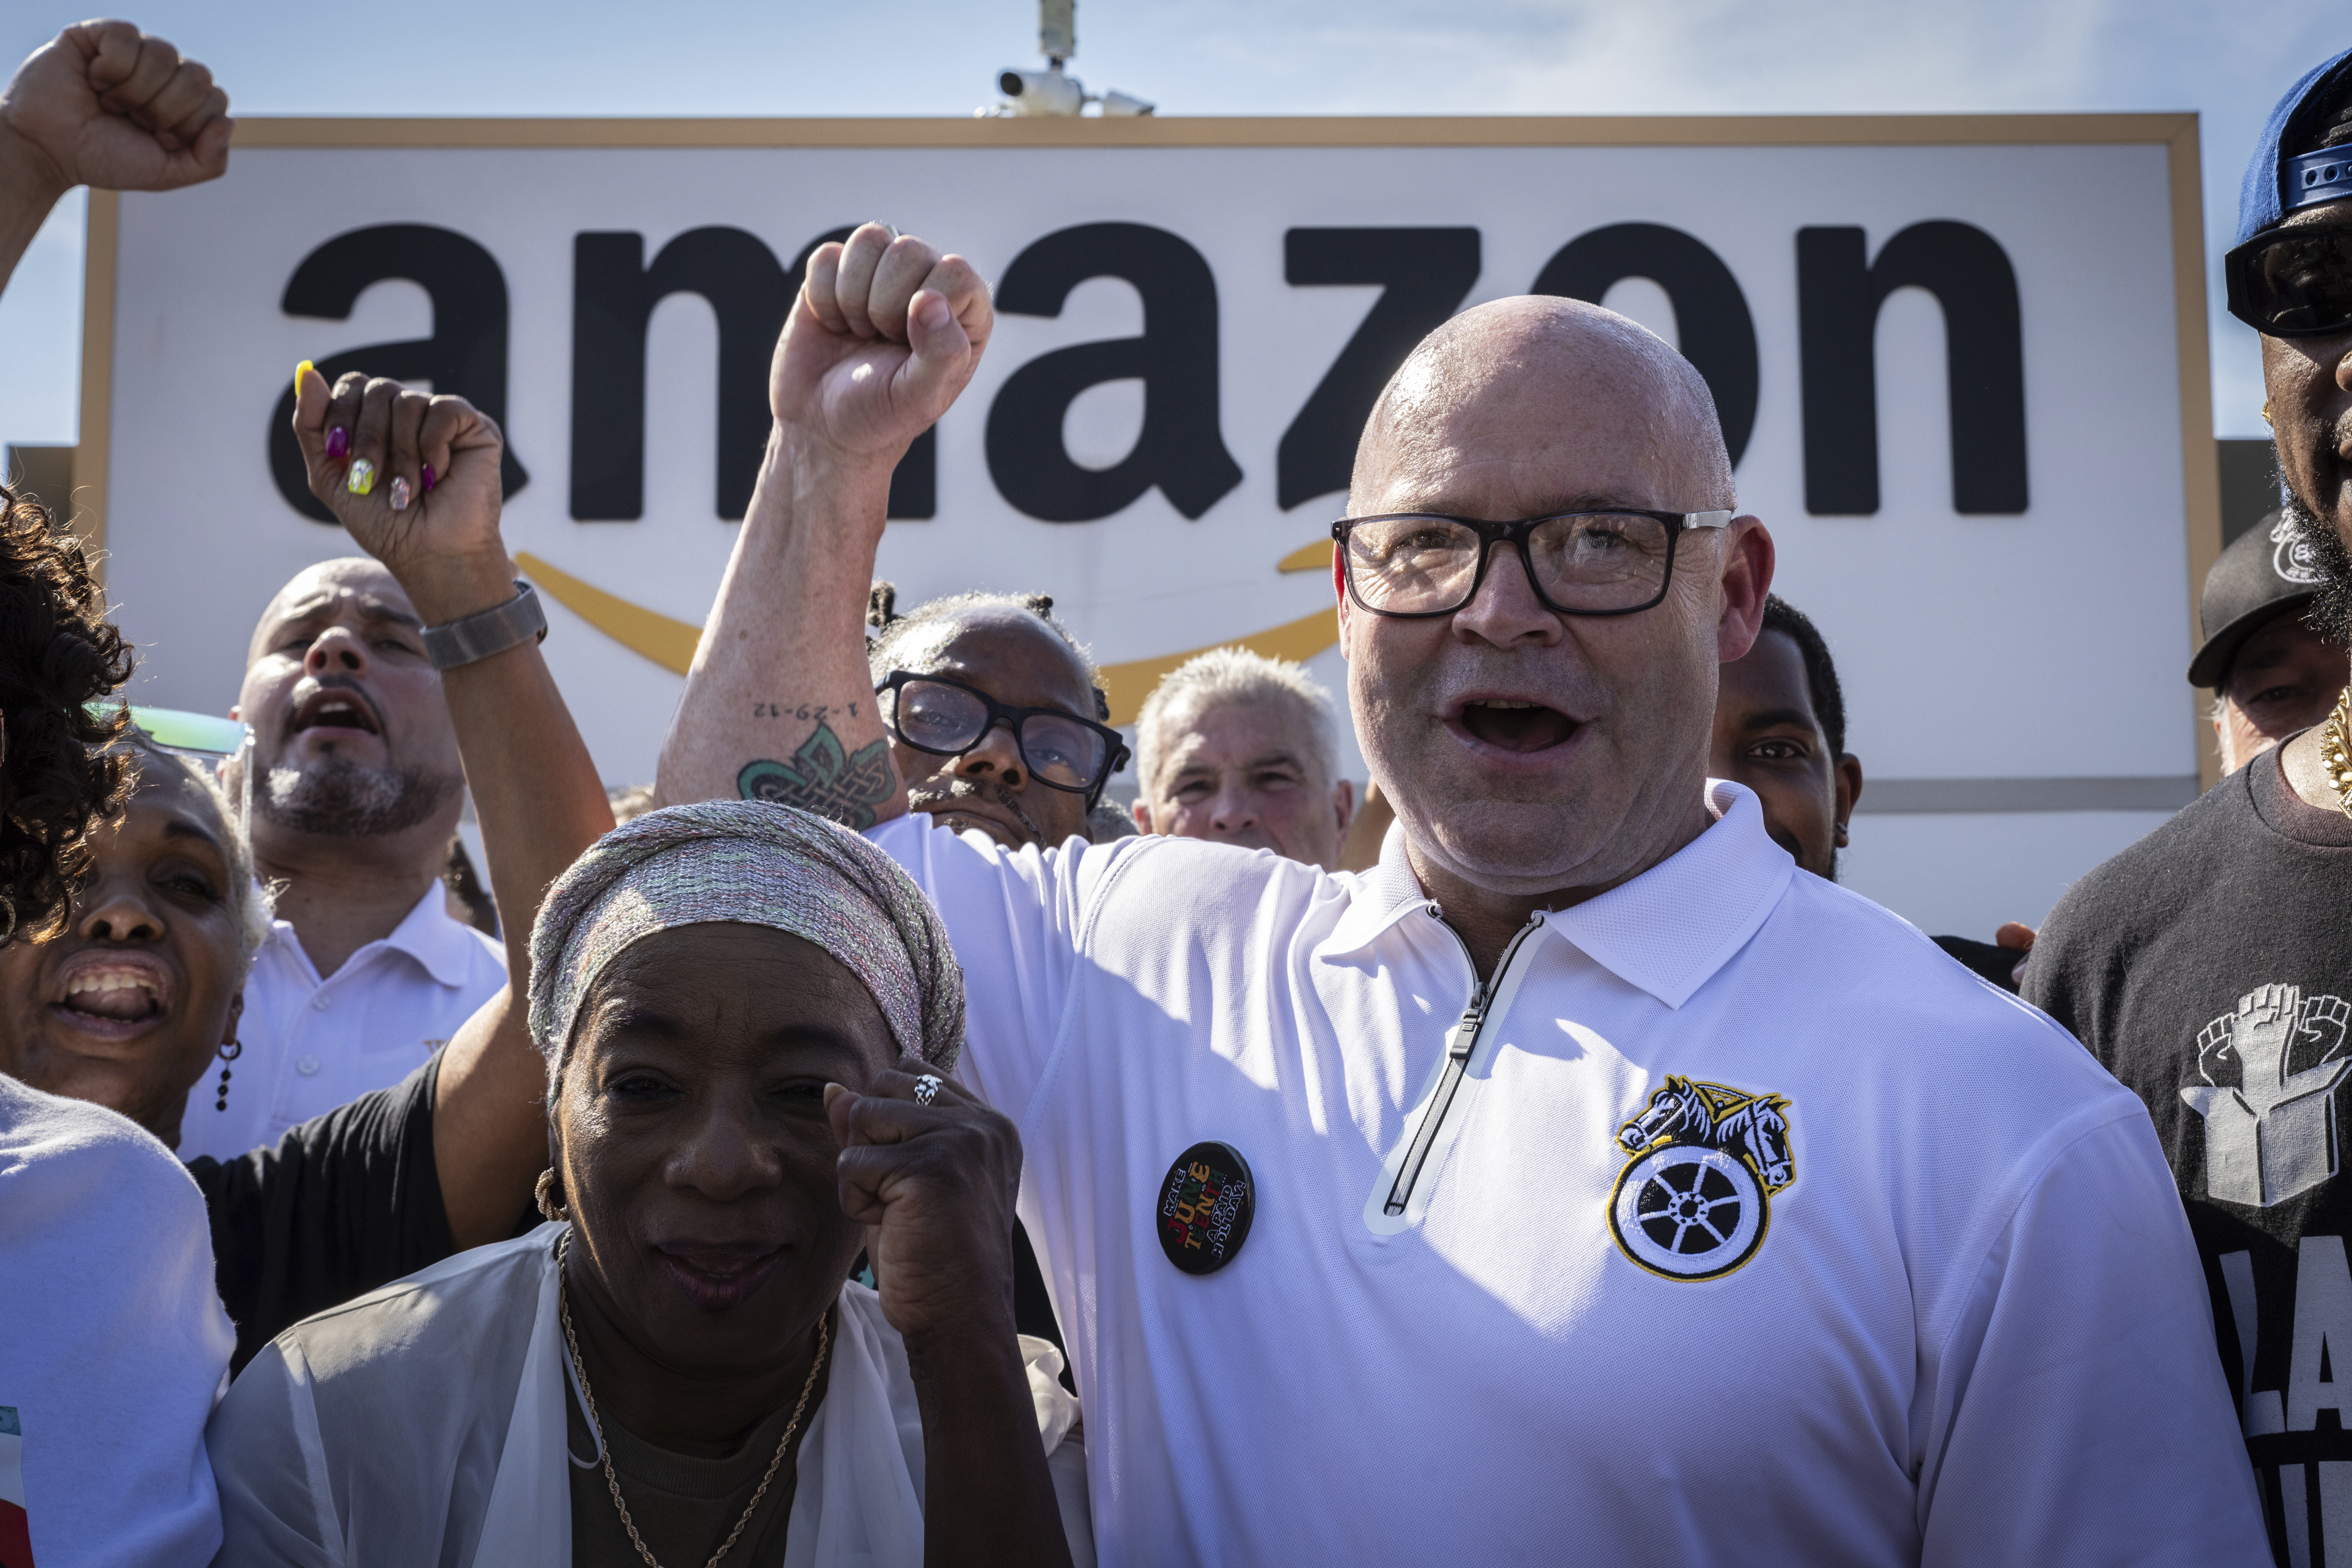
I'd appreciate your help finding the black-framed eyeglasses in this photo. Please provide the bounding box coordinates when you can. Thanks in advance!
[876,671,1129,805]
[1332,508,1734,619]
[2226,224,2352,339]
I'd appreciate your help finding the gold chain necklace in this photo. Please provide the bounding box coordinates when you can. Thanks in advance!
[556,1230,830,1568]
[2323,686,2352,822]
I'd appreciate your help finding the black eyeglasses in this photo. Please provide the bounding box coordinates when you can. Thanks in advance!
[1332,509,1734,619]
[2226,224,2352,339]
[876,671,1129,805]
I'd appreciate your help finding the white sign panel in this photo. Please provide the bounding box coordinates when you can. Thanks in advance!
[79,116,2214,935]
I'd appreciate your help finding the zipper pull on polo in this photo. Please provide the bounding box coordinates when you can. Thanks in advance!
[1382,910,1546,1219]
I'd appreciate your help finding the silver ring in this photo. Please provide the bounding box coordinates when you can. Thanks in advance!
[913,1074,941,1106]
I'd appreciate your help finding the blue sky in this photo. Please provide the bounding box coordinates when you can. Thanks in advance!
[0,0,2342,449]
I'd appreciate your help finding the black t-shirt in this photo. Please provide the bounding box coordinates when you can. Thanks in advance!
[2025,745,2352,1566]
[185,1057,454,1373]
[1930,934,2024,992]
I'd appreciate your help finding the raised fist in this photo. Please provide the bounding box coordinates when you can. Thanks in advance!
[0,21,231,198]
[773,222,993,470]
[291,365,515,623]
[2231,984,2305,1092]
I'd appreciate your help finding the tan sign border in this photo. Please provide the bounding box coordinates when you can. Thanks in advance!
[75,111,2218,781]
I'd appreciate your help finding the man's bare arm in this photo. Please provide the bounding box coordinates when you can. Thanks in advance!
[291,365,614,1248]
[0,22,231,292]
[656,223,993,817]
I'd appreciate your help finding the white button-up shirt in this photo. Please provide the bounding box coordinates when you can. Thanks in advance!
[178,884,505,1164]
[872,781,2267,1567]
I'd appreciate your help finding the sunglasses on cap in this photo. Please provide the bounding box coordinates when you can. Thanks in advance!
[2226,224,2352,339]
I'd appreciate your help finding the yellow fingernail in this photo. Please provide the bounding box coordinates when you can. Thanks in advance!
[295,359,312,391]
[346,457,375,496]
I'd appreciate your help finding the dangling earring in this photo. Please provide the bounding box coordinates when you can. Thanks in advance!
[2263,400,2275,428]
[534,1168,571,1223]
[214,1032,242,1111]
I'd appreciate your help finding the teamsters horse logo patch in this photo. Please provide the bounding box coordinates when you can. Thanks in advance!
[1608,1076,1795,1280]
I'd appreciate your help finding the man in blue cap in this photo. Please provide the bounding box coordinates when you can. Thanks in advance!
[2025,44,2352,1566]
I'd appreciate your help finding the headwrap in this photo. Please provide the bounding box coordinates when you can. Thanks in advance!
[528,800,964,1079]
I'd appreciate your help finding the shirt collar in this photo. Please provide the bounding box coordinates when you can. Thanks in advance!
[261,880,487,988]
[1327,812,1437,955]
[382,881,489,987]
[1544,780,1792,1009]
[1325,779,1793,1010]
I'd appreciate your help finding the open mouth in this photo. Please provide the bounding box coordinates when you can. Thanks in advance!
[50,955,172,1039]
[289,685,381,738]
[1454,697,1579,754]
[654,1243,786,1313]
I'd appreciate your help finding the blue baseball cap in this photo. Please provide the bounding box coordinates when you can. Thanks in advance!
[2238,44,2352,248]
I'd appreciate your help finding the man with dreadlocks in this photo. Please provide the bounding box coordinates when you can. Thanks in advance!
[2024,45,2352,1565]
[835,582,1126,853]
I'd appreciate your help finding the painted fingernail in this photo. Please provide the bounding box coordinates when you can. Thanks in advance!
[325,426,349,460]
[389,475,411,512]
[294,359,313,391]
[419,463,435,493]
[347,458,376,496]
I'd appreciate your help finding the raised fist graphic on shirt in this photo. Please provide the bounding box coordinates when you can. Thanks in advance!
[2183,984,2352,1207]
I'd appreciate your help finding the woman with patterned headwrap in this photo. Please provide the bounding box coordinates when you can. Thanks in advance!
[204,801,1090,1567]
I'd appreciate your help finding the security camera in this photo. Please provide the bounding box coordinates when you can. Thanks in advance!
[978,0,1155,118]
[998,65,1085,117]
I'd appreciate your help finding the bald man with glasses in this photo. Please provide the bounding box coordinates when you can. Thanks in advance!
[659,223,2263,1565]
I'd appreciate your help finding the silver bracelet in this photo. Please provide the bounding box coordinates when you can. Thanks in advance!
[421,580,548,670]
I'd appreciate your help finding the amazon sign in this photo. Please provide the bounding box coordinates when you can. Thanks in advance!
[79,116,2213,933]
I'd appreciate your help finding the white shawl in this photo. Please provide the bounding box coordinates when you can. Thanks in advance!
[206,1225,1085,1567]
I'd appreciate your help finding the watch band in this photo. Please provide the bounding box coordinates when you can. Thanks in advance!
[421,580,548,670]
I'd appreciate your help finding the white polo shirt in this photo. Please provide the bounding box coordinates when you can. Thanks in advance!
[177,884,505,1164]
[872,781,2267,1567]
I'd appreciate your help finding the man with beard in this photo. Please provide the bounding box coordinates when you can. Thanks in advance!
[2023,46,2352,1567]
[655,222,2261,1562]
[177,557,503,1160]
[2195,513,2351,777]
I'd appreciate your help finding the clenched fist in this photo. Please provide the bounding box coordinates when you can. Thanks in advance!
[292,365,517,625]
[827,1056,1022,1349]
[773,222,994,472]
[0,21,231,200]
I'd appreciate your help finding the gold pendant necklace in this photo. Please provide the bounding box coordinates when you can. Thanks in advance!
[2323,686,2352,822]
[556,1229,830,1568]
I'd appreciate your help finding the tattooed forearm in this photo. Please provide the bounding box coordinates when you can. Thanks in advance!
[738,723,896,830]
[751,700,859,722]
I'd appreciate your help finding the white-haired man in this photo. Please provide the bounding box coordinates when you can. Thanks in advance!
[1129,648,1354,869]
[656,224,2264,1563]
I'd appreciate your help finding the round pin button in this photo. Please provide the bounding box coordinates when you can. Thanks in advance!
[1155,1141,1255,1276]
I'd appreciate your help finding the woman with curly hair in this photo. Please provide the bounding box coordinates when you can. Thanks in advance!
[0,480,242,1568]
[0,19,243,1568]
[0,484,135,939]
